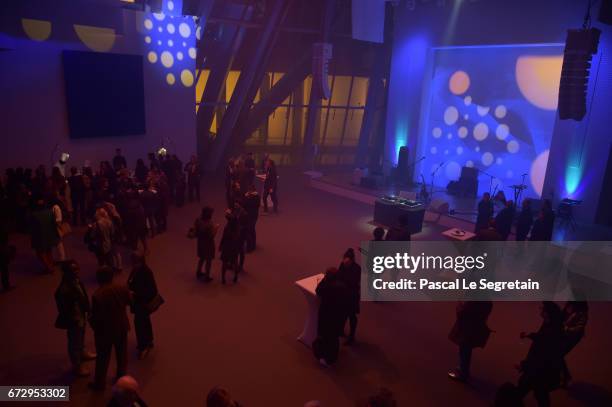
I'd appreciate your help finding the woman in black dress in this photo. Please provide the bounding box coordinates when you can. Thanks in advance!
[128,253,159,360]
[193,207,217,281]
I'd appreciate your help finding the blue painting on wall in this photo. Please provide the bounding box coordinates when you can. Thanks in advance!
[417,44,563,199]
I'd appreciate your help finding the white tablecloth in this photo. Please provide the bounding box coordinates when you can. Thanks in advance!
[295,273,324,348]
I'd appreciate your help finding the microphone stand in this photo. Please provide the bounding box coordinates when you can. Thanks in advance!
[475,167,496,195]
[429,161,445,203]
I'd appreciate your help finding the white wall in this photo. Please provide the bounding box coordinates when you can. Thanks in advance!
[0,3,196,171]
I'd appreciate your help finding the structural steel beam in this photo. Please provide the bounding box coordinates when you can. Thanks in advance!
[206,0,291,171]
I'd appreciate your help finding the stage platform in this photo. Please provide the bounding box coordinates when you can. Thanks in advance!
[305,169,612,241]
[307,170,481,224]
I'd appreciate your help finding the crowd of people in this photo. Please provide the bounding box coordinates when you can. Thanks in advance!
[0,149,593,406]
[474,192,556,242]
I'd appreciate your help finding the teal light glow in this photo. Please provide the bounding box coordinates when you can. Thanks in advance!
[565,165,582,196]
[394,122,408,164]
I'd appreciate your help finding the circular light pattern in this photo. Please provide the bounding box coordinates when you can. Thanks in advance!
[166,73,175,85]
[145,36,151,44]
[475,146,480,152]
[177,51,184,60]
[458,127,468,138]
[530,150,549,196]
[431,146,438,154]
[179,23,191,38]
[456,146,463,155]
[482,152,494,166]
[444,149,449,155]
[449,70,470,95]
[464,114,469,120]
[477,105,490,116]
[495,105,507,118]
[188,47,196,59]
[444,106,459,125]
[153,12,165,21]
[496,124,510,140]
[180,69,194,87]
[506,170,514,179]
[158,27,163,32]
[182,41,186,47]
[147,51,158,63]
[496,157,503,165]
[168,39,174,47]
[21,18,52,41]
[432,127,442,138]
[196,26,202,40]
[507,140,519,153]
[157,40,162,45]
[447,133,452,139]
[144,19,153,30]
[466,160,474,168]
[161,51,174,68]
[473,122,489,141]
[464,96,472,106]
[168,1,175,11]
[167,23,175,34]
[445,161,461,179]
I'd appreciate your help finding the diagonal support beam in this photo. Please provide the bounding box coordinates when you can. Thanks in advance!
[205,0,291,172]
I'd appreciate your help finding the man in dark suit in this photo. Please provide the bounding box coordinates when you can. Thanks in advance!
[448,301,493,382]
[54,260,96,377]
[89,266,132,390]
[338,248,361,345]
[242,185,260,252]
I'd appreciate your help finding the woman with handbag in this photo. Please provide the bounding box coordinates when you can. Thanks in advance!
[127,252,161,360]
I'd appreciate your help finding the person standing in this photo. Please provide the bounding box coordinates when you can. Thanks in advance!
[262,159,278,213]
[54,260,96,377]
[185,155,201,202]
[192,207,218,281]
[0,196,14,291]
[447,301,493,382]
[128,253,159,360]
[88,208,116,268]
[29,198,59,273]
[113,148,127,172]
[243,185,260,252]
[475,192,493,232]
[314,267,349,367]
[68,167,86,226]
[515,199,533,241]
[495,200,515,241]
[89,266,131,390]
[338,248,361,345]
[517,301,564,406]
[219,212,240,284]
[134,159,148,186]
[560,301,588,387]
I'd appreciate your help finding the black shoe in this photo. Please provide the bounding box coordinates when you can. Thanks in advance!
[344,337,355,346]
[447,369,468,382]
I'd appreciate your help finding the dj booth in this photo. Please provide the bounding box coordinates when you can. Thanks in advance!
[373,196,426,234]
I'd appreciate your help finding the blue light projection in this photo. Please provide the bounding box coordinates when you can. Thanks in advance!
[142,0,199,87]
[417,44,564,198]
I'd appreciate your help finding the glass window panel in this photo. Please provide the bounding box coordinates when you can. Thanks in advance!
[322,108,346,146]
[343,109,364,146]
[226,71,241,102]
[350,77,368,107]
[330,75,351,106]
[267,106,288,145]
[195,69,210,104]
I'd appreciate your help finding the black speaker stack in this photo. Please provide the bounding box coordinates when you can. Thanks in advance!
[558,28,601,121]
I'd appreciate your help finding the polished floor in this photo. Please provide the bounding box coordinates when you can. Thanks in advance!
[1,171,612,406]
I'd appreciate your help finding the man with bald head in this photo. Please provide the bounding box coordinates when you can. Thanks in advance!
[107,375,148,407]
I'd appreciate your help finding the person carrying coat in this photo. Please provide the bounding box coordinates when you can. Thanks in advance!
[447,301,493,382]
[128,253,159,360]
[54,260,96,377]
